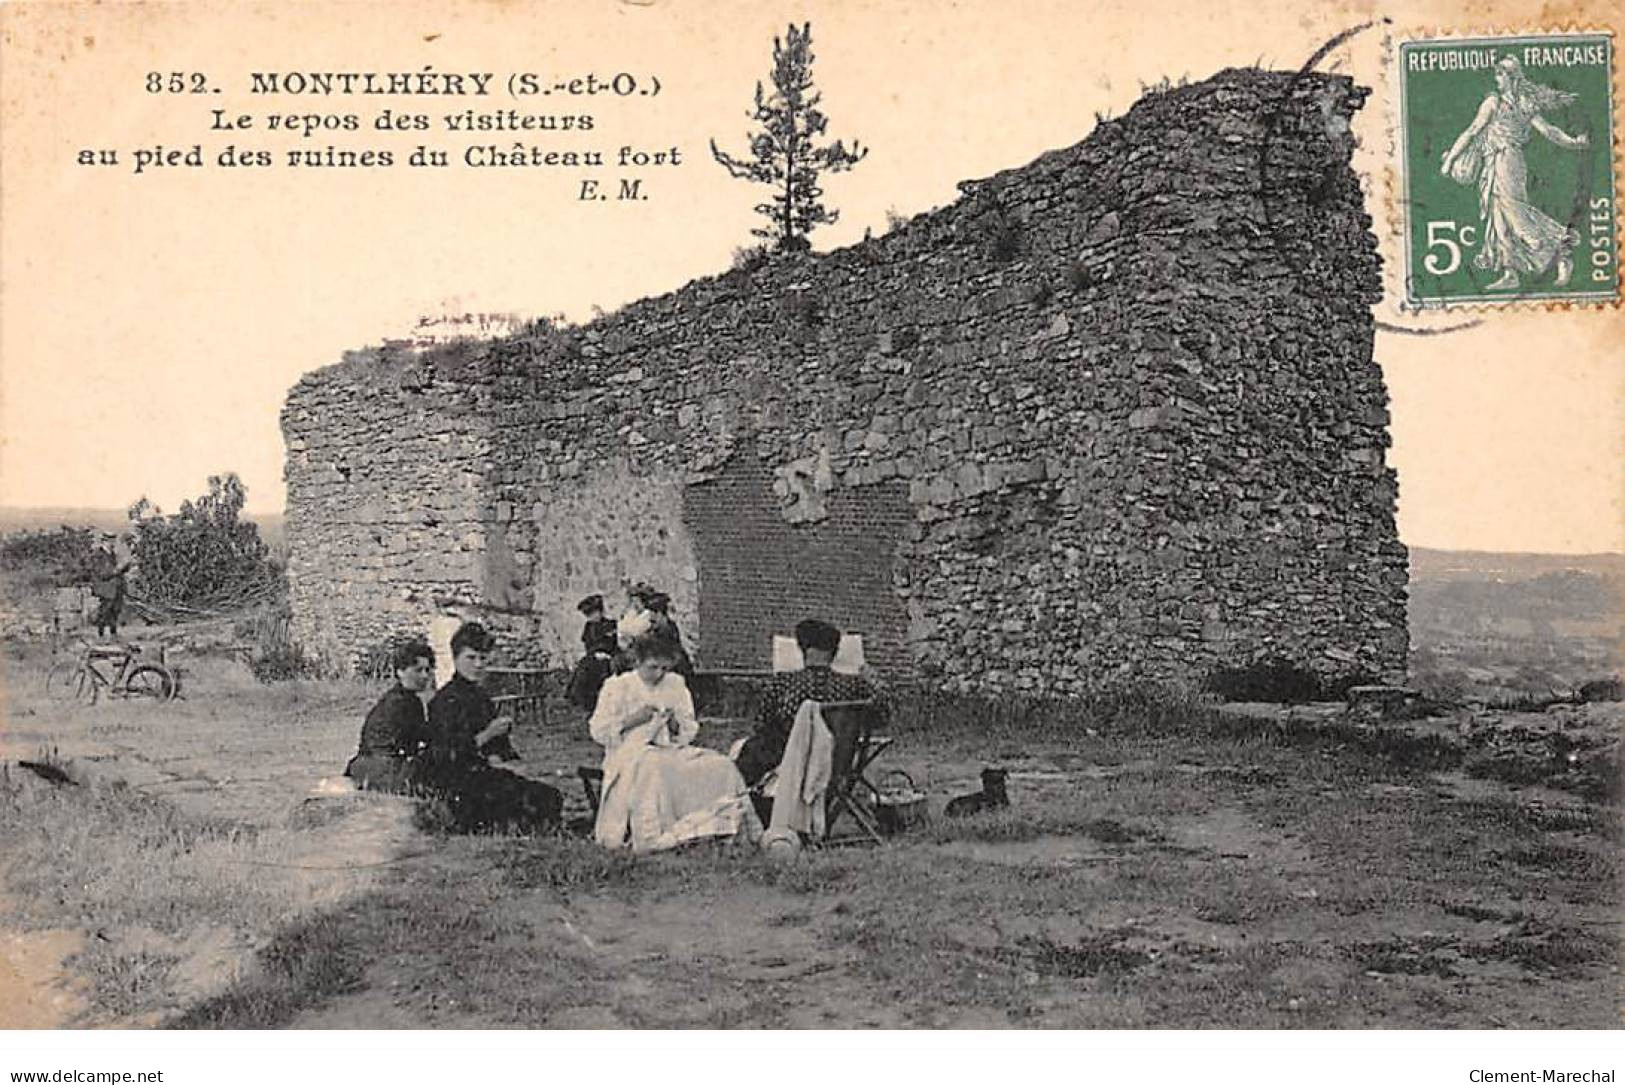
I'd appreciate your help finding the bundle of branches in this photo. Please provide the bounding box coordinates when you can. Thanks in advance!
[125,579,283,624]
[126,474,284,617]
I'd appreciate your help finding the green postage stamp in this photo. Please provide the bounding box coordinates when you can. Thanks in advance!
[1397,32,1618,307]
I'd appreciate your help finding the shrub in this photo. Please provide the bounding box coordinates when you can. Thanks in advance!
[780,290,822,328]
[1203,656,1324,703]
[0,526,97,601]
[1578,676,1624,703]
[127,474,281,611]
[985,212,1024,262]
[730,244,770,273]
[242,601,320,682]
[249,638,319,683]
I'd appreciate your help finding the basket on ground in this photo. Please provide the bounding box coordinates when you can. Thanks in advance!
[873,769,927,835]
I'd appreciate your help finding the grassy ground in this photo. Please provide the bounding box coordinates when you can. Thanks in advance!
[1,641,1620,1028]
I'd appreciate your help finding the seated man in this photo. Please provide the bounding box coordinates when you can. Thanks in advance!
[734,618,883,795]
[344,639,435,793]
[422,622,563,834]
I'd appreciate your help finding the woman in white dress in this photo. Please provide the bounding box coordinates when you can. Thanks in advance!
[589,633,761,852]
[1440,56,1590,291]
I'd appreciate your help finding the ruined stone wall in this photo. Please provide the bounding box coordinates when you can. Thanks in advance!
[282,68,1408,691]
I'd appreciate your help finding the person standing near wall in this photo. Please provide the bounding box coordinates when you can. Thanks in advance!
[87,535,131,640]
[642,590,694,680]
[566,593,619,710]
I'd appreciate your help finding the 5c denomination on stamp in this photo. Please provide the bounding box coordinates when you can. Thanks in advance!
[1397,32,1617,308]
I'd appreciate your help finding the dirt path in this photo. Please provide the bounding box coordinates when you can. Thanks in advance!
[0,918,86,1028]
[1,655,429,1025]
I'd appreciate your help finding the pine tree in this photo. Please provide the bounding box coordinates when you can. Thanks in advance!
[710,22,868,253]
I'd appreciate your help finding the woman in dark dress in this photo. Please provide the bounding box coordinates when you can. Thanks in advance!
[422,622,563,834]
[566,594,619,710]
[344,640,435,793]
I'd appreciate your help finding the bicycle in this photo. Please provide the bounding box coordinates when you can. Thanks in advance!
[46,642,178,705]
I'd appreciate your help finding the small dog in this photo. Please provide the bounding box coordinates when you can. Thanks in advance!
[944,768,1009,817]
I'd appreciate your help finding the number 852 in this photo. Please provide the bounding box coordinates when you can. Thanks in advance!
[1422,220,1478,276]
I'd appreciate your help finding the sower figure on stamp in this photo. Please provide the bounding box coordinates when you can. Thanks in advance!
[422,622,563,834]
[1441,55,1590,291]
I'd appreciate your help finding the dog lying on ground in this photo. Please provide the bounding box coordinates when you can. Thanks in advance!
[944,768,1008,817]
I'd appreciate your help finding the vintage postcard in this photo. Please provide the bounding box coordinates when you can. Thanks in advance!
[0,0,1621,1071]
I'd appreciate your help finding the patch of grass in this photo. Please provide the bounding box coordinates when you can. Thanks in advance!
[495,835,859,898]
[0,771,258,934]
[1462,921,1614,974]
[172,853,605,1028]
[884,684,1214,746]
[1462,744,1609,798]
[921,808,1160,847]
[81,944,180,1020]
[1204,711,1464,775]
[1343,936,1459,978]
[1193,903,1254,925]
[1441,901,1511,923]
[1005,932,1153,978]
[1447,797,1611,838]
[496,835,668,892]
[765,909,812,928]
[173,912,363,1028]
[1497,841,1609,881]
[984,211,1024,263]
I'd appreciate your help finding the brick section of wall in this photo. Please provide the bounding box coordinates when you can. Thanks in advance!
[683,448,912,672]
[282,68,1409,693]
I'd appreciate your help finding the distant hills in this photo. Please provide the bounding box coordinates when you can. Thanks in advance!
[1407,547,1622,625]
[1408,546,1625,582]
[0,507,284,550]
[1405,547,1622,697]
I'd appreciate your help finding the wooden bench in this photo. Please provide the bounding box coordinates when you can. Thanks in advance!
[487,666,548,728]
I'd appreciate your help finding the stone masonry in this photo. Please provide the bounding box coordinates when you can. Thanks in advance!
[281,68,1410,694]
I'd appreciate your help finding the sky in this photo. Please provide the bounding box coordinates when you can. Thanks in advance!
[1,0,1620,554]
